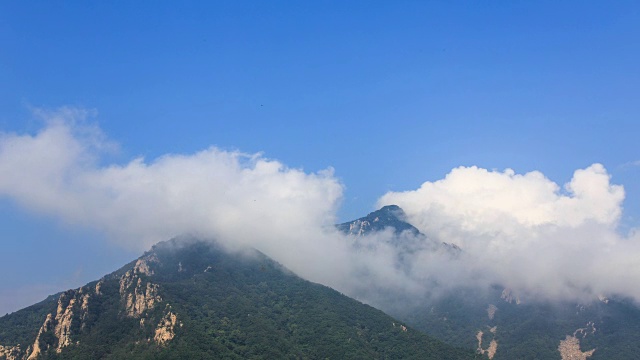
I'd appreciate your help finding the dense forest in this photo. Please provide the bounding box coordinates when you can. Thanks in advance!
[0,238,480,360]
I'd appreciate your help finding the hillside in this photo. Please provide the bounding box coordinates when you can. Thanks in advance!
[0,237,478,360]
[338,205,640,360]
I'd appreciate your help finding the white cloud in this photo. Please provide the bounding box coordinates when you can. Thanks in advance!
[0,108,357,289]
[380,165,623,236]
[3,107,640,309]
[0,108,442,309]
[378,165,640,302]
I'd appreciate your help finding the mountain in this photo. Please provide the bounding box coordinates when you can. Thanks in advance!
[0,237,479,360]
[338,205,640,360]
[405,287,640,360]
[337,205,460,252]
[337,205,420,237]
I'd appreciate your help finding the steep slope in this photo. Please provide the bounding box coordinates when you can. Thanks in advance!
[0,237,478,360]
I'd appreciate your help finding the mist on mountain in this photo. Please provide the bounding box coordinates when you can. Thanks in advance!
[1,108,639,312]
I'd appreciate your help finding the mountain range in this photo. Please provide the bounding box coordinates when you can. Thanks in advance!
[337,206,640,360]
[0,235,477,359]
[3,205,640,359]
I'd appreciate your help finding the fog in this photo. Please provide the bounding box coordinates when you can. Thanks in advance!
[1,107,639,309]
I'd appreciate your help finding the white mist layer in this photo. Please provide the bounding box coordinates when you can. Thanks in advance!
[0,108,352,289]
[378,165,639,302]
[1,107,639,309]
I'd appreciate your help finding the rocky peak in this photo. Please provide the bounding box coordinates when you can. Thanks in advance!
[336,205,420,237]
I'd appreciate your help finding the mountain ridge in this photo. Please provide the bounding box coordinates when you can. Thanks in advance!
[335,206,640,360]
[0,236,479,359]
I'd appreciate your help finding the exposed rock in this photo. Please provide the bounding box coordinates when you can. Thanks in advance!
[486,340,498,359]
[477,329,498,359]
[154,310,180,346]
[391,322,408,332]
[501,288,521,304]
[81,292,90,311]
[95,280,103,295]
[119,256,162,318]
[142,253,159,273]
[27,313,54,360]
[487,304,498,320]
[558,336,595,360]
[0,344,21,360]
[120,253,159,285]
[119,270,135,295]
[348,220,371,236]
[337,205,421,238]
[80,293,90,328]
[575,322,596,338]
[25,288,97,358]
[558,323,596,360]
[122,278,161,317]
[53,296,76,352]
[134,258,154,276]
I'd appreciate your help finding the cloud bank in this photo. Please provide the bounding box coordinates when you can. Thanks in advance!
[2,107,640,309]
[379,165,639,302]
[0,108,358,289]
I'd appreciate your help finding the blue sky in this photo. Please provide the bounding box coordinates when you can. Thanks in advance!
[1,1,639,314]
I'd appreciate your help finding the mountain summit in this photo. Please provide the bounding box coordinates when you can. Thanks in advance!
[0,237,477,359]
[337,205,460,256]
[336,204,420,237]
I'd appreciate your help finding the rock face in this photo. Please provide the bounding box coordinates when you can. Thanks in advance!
[558,323,596,360]
[0,345,21,360]
[26,288,95,359]
[27,313,53,360]
[119,254,162,317]
[53,297,75,351]
[558,336,595,360]
[121,279,161,318]
[500,288,521,304]
[476,328,498,359]
[486,304,497,320]
[16,249,173,359]
[154,309,180,346]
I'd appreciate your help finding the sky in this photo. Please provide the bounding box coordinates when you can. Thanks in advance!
[1,1,639,315]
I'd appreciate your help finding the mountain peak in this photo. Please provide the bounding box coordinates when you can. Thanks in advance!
[337,205,420,237]
[379,204,402,212]
[369,204,407,221]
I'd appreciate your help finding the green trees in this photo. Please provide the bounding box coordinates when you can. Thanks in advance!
[0,238,478,360]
